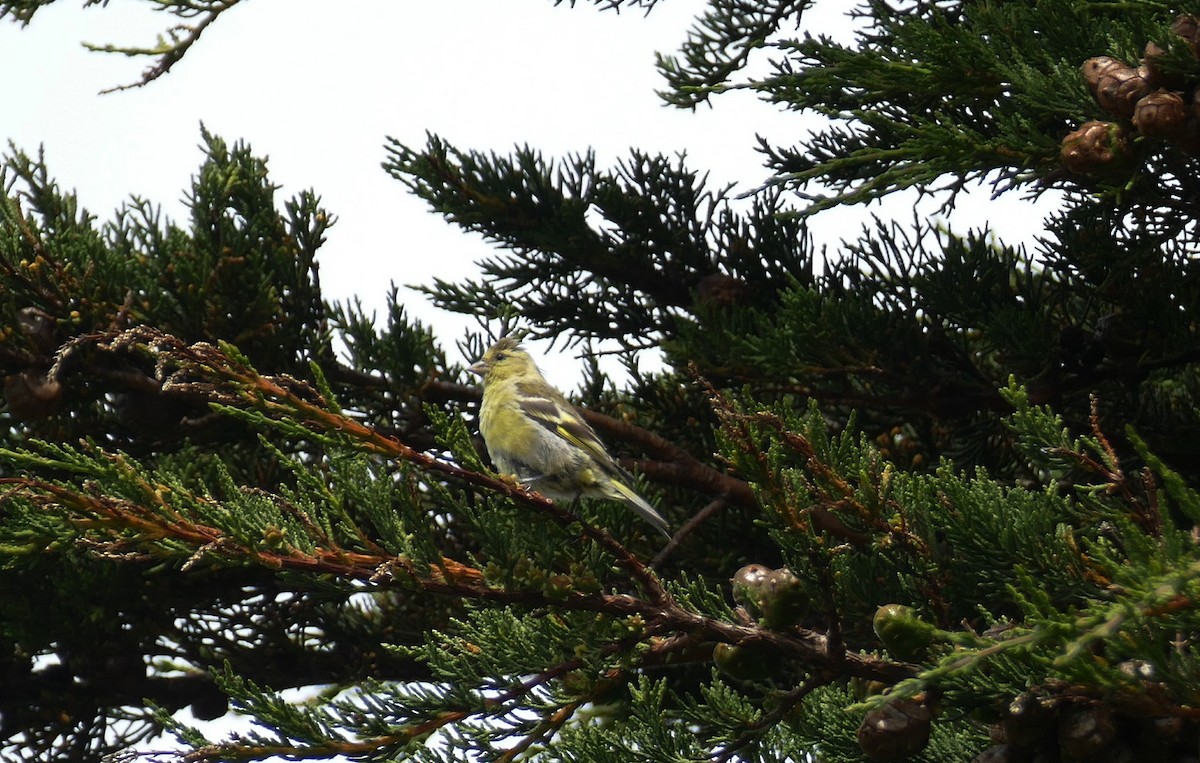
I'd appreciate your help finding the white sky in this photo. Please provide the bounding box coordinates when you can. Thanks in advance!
[2,0,1058,388]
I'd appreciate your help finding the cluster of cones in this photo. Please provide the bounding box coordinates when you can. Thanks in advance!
[1061,15,1200,174]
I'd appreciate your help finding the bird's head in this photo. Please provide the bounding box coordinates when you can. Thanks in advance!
[468,336,539,383]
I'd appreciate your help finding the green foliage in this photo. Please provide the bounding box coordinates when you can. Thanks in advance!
[1,0,249,92]
[384,135,812,348]
[661,1,1192,207]
[7,1,1200,762]
[658,0,813,108]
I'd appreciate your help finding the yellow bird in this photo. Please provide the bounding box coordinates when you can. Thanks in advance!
[468,336,671,538]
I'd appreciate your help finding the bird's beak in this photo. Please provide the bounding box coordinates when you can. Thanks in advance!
[467,361,486,377]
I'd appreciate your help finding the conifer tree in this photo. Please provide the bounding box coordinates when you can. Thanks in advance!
[4,1,1200,762]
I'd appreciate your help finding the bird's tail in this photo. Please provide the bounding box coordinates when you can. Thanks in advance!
[610,479,672,538]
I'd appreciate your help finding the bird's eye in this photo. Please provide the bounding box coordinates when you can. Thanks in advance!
[494,352,507,361]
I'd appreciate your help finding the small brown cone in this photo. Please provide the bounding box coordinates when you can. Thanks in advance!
[1081,56,1150,118]
[1139,42,1187,91]
[1060,121,1129,175]
[856,698,932,761]
[1173,14,1200,59]
[1133,90,1188,137]
[1057,705,1117,761]
[4,369,62,420]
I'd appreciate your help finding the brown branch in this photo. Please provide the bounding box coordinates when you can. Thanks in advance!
[424,377,759,512]
[1045,394,1159,535]
[0,486,917,763]
[714,673,829,762]
[584,407,706,467]
[1,467,914,684]
[97,326,675,603]
[703,390,875,547]
[92,1,243,95]
[628,458,754,508]
[652,495,728,567]
[491,655,625,763]
[421,378,479,404]
[278,542,914,681]
[180,717,464,763]
[698,372,927,552]
[1,329,936,762]
[497,699,582,763]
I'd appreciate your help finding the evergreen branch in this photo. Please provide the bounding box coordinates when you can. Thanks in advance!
[83,1,244,94]
[386,137,746,343]
[1,471,917,681]
[918,631,1041,684]
[652,495,727,567]
[177,651,616,762]
[0,0,52,24]
[713,673,826,762]
[177,719,461,763]
[906,560,1200,714]
[489,655,629,763]
[756,379,1010,419]
[425,377,758,509]
[1060,559,1200,667]
[554,0,662,10]
[656,0,812,108]
[90,326,674,603]
[497,698,583,763]
[1,196,67,310]
[0,473,484,586]
[700,376,876,547]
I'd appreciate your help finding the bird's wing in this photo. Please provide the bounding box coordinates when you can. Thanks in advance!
[516,381,671,538]
[515,382,618,470]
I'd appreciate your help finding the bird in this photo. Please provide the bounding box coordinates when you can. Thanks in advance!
[467,336,672,538]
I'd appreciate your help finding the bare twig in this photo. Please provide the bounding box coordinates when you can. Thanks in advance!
[652,495,728,567]
[88,1,243,94]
